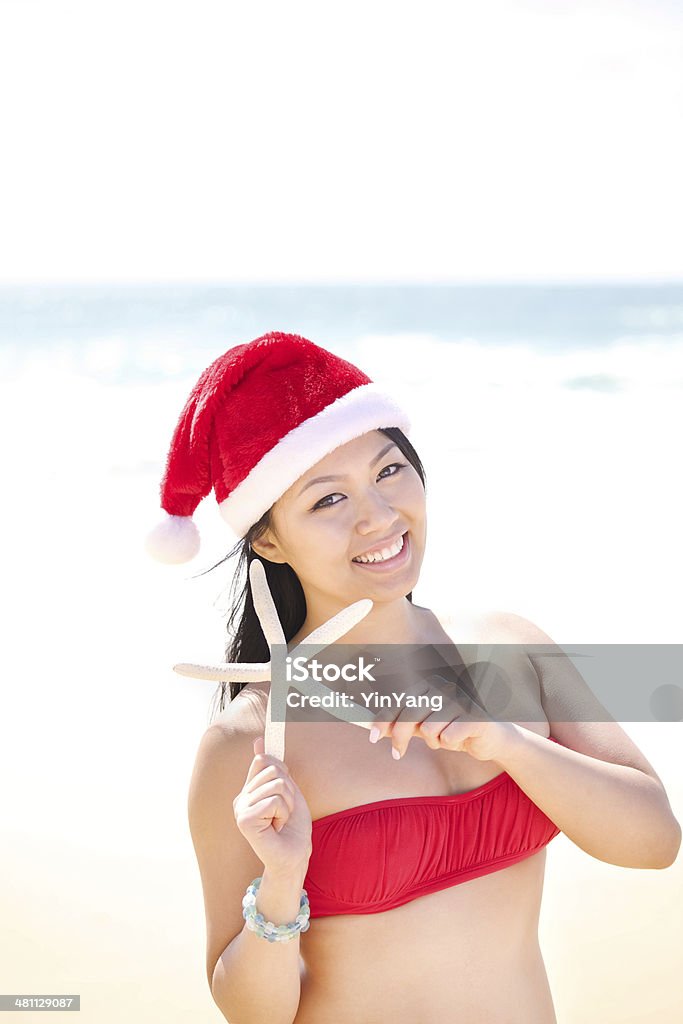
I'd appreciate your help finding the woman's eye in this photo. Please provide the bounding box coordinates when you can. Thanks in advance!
[378,462,405,479]
[311,463,406,511]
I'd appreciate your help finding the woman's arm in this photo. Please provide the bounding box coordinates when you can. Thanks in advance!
[497,723,681,868]
[210,863,309,1024]
[493,611,682,869]
[189,722,308,1024]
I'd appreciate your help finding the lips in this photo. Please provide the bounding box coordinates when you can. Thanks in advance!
[351,531,410,571]
[352,531,405,563]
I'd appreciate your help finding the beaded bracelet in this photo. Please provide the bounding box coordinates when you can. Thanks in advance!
[242,876,311,942]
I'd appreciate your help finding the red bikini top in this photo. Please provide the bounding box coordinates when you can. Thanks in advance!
[303,736,562,918]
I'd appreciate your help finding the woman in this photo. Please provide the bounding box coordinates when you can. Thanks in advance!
[146,331,681,1024]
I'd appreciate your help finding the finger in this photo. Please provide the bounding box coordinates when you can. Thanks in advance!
[417,714,458,750]
[387,716,420,759]
[243,793,291,831]
[368,711,402,744]
[243,761,292,796]
[438,719,471,752]
[247,735,266,780]
[390,712,442,758]
[245,777,296,815]
[246,737,290,784]
[382,689,437,758]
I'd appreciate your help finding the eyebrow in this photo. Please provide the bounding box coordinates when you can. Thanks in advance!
[297,442,399,497]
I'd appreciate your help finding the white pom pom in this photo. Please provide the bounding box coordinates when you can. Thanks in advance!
[144,513,201,564]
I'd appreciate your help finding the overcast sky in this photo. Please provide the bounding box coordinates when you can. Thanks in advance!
[1,0,681,284]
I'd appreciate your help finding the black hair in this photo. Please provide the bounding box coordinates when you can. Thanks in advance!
[194,427,426,725]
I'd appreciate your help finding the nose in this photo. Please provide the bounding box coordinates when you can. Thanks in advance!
[355,488,400,537]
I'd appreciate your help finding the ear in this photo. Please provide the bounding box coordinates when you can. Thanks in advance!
[251,531,287,564]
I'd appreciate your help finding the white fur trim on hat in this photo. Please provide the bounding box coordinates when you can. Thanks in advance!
[218,382,411,537]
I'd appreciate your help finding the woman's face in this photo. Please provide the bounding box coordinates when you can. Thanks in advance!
[253,430,427,611]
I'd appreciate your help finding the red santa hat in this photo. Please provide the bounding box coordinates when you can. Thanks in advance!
[144,331,412,564]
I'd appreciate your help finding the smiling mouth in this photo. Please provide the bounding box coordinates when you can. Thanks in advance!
[351,531,410,568]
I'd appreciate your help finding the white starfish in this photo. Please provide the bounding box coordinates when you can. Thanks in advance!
[173,558,377,759]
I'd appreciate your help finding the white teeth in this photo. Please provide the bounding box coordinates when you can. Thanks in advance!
[353,534,405,564]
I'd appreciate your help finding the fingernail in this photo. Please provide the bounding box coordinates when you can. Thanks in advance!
[392,747,401,760]
[369,727,380,743]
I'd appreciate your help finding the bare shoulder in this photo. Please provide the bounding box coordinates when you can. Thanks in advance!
[433,606,566,644]
[477,610,556,643]
[208,682,269,739]
[426,604,518,643]
[468,608,552,642]
[479,611,672,787]
[188,684,270,829]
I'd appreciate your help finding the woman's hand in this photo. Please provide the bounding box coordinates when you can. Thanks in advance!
[368,691,518,763]
[233,736,313,876]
